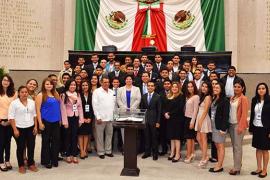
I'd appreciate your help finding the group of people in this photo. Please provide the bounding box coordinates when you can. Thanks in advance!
[0,53,269,178]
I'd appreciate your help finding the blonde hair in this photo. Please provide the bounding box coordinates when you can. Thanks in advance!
[167,82,182,99]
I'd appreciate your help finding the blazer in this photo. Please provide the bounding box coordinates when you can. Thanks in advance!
[221,75,244,87]
[84,64,95,78]
[149,71,159,82]
[153,62,167,74]
[249,96,270,133]
[210,97,230,132]
[230,94,249,132]
[180,79,189,95]
[140,92,161,124]
[80,93,94,119]
[117,85,141,109]
[108,70,126,87]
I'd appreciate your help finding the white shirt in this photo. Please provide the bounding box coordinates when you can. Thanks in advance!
[8,99,36,128]
[253,101,264,127]
[187,71,193,81]
[194,79,202,90]
[142,83,148,95]
[92,87,115,121]
[229,98,239,124]
[173,65,179,73]
[225,76,235,97]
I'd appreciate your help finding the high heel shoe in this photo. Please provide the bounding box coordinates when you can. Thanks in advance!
[258,172,267,178]
[198,159,208,168]
[168,155,175,161]
[251,170,262,175]
[184,154,195,164]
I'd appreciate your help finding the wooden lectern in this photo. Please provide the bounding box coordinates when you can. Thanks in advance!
[113,109,146,176]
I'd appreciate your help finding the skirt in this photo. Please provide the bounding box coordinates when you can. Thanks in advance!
[78,122,92,135]
[252,126,270,150]
[184,117,196,139]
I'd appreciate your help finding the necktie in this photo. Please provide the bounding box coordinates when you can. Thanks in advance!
[147,93,152,105]
[134,70,138,76]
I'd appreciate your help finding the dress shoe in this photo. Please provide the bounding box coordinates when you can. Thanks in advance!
[72,157,79,164]
[229,169,240,175]
[142,154,151,159]
[57,156,63,161]
[258,172,267,178]
[184,154,195,164]
[5,162,12,170]
[251,170,262,175]
[172,158,180,163]
[209,158,218,163]
[209,167,224,173]
[105,153,114,157]
[153,155,158,161]
[28,165,39,172]
[0,164,8,172]
[18,166,26,174]
[99,155,105,159]
[168,155,175,161]
[45,164,52,169]
[52,163,58,167]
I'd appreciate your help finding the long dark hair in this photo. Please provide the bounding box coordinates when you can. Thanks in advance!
[41,78,60,103]
[199,81,213,105]
[0,75,15,97]
[62,79,77,104]
[185,81,198,98]
[233,79,246,95]
[80,80,92,95]
[254,82,270,103]
[213,81,226,106]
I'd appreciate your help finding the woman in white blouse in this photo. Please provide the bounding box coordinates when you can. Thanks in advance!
[9,86,38,174]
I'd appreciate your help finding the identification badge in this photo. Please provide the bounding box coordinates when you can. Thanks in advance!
[256,114,261,120]
[85,104,90,112]
[72,104,78,112]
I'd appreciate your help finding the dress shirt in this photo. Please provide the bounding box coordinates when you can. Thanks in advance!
[225,76,235,97]
[93,62,98,69]
[8,99,36,128]
[0,93,17,119]
[92,87,115,121]
[142,83,148,95]
[229,98,239,124]
[115,70,120,77]
[173,65,180,73]
[156,63,161,71]
[187,71,193,81]
[194,79,202,90]
[180,79,186,86]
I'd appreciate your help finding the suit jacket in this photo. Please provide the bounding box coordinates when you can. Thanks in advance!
[108,71,126,87]
[140,92,161,124]
[209,97,230,132]
[153,62,167,74]
[84,64,95,78]
[249,96,270,133]
[220,75,244,87]
[149,71,159,82]
[180,79,189,95]
[117,85,141,109]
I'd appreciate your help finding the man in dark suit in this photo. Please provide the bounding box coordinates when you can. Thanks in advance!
[141,81,161,161]
[125,64,141,87]
[84,53,99,78]
[139,72,150,95]
[133,57,144,77]
[196,63,209,82]
[166,60,179,81]
[108,61,126,87]
[145,61,159,82]
[158,78,172,155]
[220,66,244,98]
[153,54,166,75]
[178,69,189,95]
[155,68,174,94]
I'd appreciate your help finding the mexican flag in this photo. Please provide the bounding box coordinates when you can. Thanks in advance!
[74,0,225,52]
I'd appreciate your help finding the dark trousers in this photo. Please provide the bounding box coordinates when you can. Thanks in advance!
[144,122,158,155]
[0,124,12,163]
[137,129,145,154]
[41,120,60,165]
[159,118,168,152]
[65,116,79,157]
[14,126,35,167]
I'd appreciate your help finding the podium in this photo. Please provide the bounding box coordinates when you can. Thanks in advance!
[113,109,146,176]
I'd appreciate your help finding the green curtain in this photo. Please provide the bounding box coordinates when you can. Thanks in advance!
[201,0,225,51]
[74,0,100,50]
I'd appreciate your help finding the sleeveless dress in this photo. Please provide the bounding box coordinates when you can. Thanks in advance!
[195,97,212,133]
